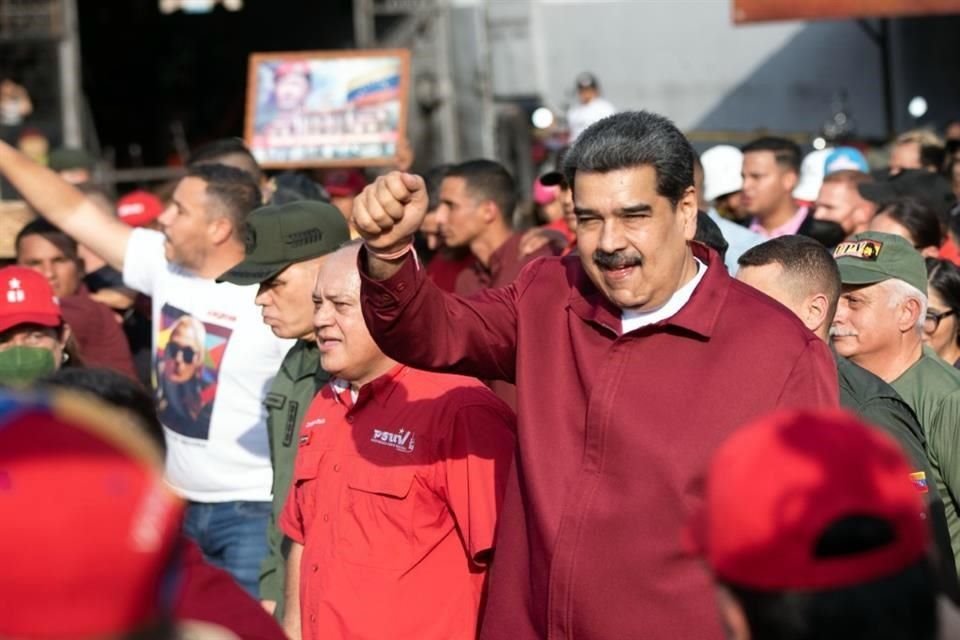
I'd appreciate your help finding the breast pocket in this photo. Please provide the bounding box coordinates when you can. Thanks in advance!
[337,464,417,570]
[291,451,323,529]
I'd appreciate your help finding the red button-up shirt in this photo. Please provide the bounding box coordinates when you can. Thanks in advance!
[280,365,515,640]
[359,243,839,639]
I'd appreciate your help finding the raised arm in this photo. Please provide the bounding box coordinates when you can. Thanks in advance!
[0,140,132,270]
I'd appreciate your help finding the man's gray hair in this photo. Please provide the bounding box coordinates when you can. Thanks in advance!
[881,278,928,334]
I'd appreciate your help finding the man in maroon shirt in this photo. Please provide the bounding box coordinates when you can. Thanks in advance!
[350,110,839,639]
[435,158,556,408]
[437,159,556,296]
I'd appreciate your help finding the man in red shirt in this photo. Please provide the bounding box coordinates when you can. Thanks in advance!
[280,244,515,640]
[351,111,839,639]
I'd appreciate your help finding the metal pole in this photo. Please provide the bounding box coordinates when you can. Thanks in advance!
[57,0,83,147]
[434,1,460,162]
[353,0,376,48]
[475,0,495,158]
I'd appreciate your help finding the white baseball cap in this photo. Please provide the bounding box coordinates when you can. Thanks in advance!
[701,145,743,202]
[793,148,833,202]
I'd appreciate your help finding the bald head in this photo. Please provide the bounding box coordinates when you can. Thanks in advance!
[316,242,362,298]
[311,241,393,387]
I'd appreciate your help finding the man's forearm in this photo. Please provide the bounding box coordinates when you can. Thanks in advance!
[283,541,304,640]
[0,140,130,270]
[362,245,412,281]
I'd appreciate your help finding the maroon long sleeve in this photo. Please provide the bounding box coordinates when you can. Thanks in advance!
[359,243,839,639]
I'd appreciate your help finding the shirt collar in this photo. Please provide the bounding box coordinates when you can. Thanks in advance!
[749,206,809,239]
[567,242,731,339]
[329,363,407,409]
[472,232,522,279]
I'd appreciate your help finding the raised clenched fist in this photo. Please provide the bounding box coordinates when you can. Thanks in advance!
[351,171,428,254]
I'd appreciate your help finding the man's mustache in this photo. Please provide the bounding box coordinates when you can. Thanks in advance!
[593,250,643,270]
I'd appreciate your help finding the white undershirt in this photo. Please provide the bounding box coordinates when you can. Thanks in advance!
[620,259,707,334]
[331,377,359,404]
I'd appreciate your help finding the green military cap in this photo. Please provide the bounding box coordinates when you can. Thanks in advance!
[217,200,351,286]
[832,231,927,294]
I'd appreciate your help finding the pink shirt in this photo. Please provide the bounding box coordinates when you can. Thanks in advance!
[749,206,809,239]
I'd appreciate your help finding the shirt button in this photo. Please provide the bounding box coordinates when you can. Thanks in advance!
[323,513,329,522]
[346,416,354,423]
[312,564,319,573]
[310,614,317,623]
[333,464,341,472]
[396,282,407,292]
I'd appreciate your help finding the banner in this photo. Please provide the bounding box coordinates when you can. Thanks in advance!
[734,0,960,23]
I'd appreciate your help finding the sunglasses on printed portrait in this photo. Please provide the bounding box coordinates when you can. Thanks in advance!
[165,342,197,365]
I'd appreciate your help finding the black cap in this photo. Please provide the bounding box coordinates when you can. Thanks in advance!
[858,169,957,222]
[575,72,599,90]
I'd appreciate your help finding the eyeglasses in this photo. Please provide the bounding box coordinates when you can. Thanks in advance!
[924,309,956,334]
[165,342,197,365]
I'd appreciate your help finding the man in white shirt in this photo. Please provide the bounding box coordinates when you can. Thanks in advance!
[0,142,292,596]
[566,72,616,142]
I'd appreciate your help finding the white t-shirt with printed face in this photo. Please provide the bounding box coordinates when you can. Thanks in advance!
[124,229,294,502]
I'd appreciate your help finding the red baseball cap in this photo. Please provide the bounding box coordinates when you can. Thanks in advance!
[0,390,183,638]
[0,266,62,333]
[690,409,929,591]
[323,169,367,197]
[117,190,165,227]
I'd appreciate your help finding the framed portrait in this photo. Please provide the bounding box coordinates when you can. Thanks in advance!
[244,48,411,169]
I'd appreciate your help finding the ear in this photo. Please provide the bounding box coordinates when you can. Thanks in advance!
[921,246,941,258]
[208,215,235,246]
[59,323,72,349]
[782,169,799,194]
[678,186,699,241]
[802,292,831,335]
[897,296,924,333]
[480,200,500,225]
[715,586,751,640]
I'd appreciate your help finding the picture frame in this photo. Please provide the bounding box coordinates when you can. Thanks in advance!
[244,48,410,169]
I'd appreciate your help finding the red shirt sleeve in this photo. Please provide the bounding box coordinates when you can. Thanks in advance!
[360,248,548,384]
[775,337,840,408]
[438,395,517,564]
[279,453,307,545]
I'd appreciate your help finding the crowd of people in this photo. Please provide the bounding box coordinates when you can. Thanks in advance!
[4,68,960,640]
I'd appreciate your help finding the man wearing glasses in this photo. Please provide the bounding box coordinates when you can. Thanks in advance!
[832,231,960,577]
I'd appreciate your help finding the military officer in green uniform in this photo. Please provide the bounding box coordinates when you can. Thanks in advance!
[219,199,350,618]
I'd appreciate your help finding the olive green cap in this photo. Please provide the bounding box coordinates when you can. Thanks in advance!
[217,200,350,286]
[833,231,927,294]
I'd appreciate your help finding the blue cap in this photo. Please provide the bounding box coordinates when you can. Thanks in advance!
[824,147,869,175]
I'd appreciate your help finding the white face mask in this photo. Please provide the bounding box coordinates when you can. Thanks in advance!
[0,97,23,126]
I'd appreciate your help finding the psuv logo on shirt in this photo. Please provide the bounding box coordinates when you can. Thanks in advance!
[371,427,416,453]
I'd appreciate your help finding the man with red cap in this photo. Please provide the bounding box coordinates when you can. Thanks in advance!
[693,409,939,640]
[0,265,73,386]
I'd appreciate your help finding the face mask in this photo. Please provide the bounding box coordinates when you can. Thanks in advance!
[0,346,57,388]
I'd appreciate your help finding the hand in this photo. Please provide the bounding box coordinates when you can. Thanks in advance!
[351,171,428,253]
[520,227,569,257]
